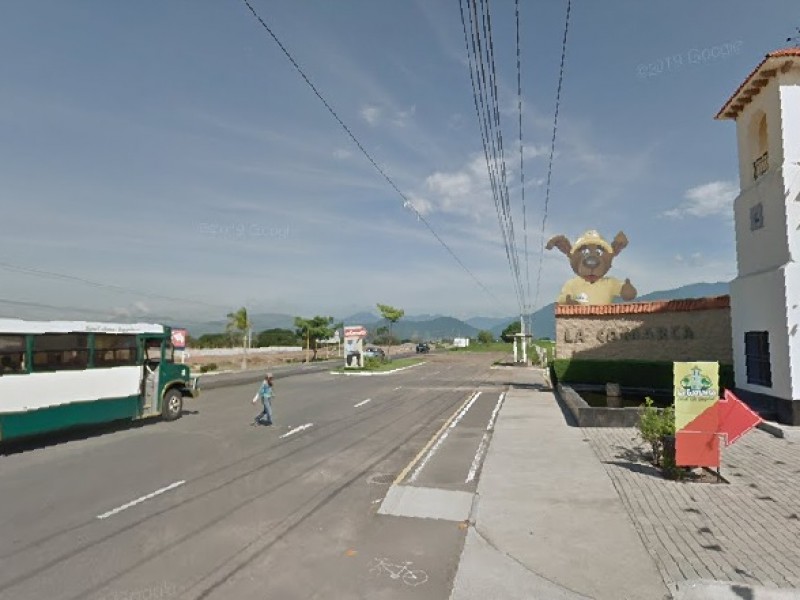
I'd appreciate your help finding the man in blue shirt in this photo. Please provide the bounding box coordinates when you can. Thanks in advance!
[253,373,274,426]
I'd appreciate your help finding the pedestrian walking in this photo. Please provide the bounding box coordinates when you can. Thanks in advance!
[252,372,274,426]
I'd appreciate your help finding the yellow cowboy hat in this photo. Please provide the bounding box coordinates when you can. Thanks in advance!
[571,230,613,255]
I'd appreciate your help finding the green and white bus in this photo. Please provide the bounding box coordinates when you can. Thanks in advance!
[0,319,199,443]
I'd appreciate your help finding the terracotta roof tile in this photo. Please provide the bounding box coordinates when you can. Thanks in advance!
[716,48,800,120]
[555,295,730,317]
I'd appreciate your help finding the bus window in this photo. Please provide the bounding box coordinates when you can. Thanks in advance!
[0,335,26,375]
[32,333,89,371]
[94,334,137,367]
[144,340,163,364]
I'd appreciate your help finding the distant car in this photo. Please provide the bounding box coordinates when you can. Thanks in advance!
[364,347,385,358]
[416,342,430,353]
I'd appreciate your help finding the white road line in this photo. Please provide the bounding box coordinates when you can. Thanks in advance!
[393,386,402,391]
[354,398,372,408]
[408,391,482,483]
[464,393,506,484]
[465,433,490,483]
[486,392,506,431]
[280,423,314,439]
[97,480,185,520]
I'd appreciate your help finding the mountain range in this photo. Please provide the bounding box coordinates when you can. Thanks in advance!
[178,281,731,341]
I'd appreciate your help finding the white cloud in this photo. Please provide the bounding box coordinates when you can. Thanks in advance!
[421,155,498,220]
[662,180,738,219]
[674,252,704,267]
[360,103,416,128]
[333,148,352,159]
[404,195,434,216]
[361,105,381,126]
[523,144,549,159]
[392,105,416,128]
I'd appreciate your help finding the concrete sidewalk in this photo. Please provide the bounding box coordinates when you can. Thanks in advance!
[450,368,800,600]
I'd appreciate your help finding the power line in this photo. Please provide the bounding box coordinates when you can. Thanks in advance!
[240,0,502,306]
[0,261,227,311]
[0,297,176,322]
[458,0,526,314]
[532,0,571,331]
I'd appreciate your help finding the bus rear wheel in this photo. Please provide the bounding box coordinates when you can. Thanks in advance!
[162,389,183,421]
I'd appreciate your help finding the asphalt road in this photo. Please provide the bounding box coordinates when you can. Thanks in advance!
[0,352,510,600]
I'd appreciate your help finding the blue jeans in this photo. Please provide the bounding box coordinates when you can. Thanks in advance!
[256,395,273,424]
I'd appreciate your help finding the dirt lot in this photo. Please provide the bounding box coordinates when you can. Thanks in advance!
[182,343,417,372]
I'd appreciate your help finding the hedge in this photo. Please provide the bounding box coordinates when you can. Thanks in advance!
[551,359,735,391]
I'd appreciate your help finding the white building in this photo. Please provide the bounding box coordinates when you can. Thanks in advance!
[716,48,800,425]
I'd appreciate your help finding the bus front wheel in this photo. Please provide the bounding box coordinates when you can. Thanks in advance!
[162,389,183,421]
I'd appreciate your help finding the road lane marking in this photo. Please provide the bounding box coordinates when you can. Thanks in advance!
[407,391,482,483]
[466,433,490,483]
[97,480,185,520]
[280,423,314,438]
[394,386,402,391]
[465,393,506,483]
[393,391,477,485]
[486,392,506,431]
[354,398,372,408]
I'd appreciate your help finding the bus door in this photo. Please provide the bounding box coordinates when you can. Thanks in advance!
[140,338,163,416]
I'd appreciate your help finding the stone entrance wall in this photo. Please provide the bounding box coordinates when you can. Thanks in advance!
[555,296,732,363]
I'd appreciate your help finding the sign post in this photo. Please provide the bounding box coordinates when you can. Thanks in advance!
[674,362,762,476]
[171,329,188,364]
[343,326,367,369]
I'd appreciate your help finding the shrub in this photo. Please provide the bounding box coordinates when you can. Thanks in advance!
[199,363,218,373]
[364,356,384,369]
[637,396,675,466]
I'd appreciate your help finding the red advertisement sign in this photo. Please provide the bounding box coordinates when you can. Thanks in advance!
[171,329,187,350]
[344,326,367,338]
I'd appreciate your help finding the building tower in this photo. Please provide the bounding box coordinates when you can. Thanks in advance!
[716,48,800,424]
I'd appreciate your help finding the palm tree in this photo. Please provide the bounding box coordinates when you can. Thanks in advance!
[226,307,252,370]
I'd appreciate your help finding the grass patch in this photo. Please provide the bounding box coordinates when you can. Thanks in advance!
[333,357,424,373]
[449,342,512,353]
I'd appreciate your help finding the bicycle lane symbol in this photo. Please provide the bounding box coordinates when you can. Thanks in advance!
[369,557,429,586]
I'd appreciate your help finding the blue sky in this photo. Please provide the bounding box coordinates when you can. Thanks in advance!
[1,1,798,324]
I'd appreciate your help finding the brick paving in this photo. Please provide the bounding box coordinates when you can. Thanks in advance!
[583,426,800,590]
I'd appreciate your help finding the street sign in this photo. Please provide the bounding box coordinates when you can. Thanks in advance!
[344,325,366,369]
[674,362,720,468]
[171,329,187,350]
[673,362,762,468]
[344,326,367,338]
[718,389,762,446]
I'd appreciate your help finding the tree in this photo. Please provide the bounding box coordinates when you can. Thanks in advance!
[477,330,494,344]
[294,315,335,362]
[255,328,299,347]
[373,326,399,346]
[376,303,404,358]
[500,321,521,343]
[226,307,252,369]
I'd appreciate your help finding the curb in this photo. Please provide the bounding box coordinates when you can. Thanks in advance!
[757,421,784,438]
[329,361,426,376]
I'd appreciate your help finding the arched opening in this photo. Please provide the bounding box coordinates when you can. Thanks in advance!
[750,112,769,180]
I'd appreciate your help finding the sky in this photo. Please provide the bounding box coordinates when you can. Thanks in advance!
[1,1,798,325]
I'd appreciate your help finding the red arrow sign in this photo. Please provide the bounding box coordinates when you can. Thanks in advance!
[718,389,762,446]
